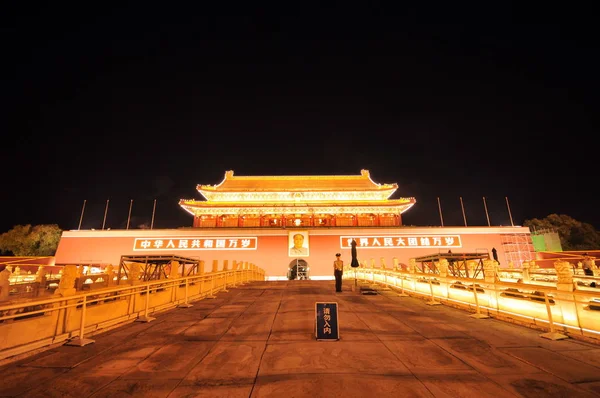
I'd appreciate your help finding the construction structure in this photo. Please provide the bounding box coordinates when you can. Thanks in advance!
[117,255,200,284]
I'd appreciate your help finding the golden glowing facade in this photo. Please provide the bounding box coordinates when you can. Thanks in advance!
[179,170,416,228]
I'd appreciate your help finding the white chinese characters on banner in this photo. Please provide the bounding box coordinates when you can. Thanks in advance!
[133,237,257,251]
[339,235,462,249]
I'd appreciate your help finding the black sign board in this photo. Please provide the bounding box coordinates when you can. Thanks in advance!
[315,302,339,341]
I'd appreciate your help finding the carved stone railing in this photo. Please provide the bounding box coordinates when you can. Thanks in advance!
[345,263,600,342]
[0,265,265,363]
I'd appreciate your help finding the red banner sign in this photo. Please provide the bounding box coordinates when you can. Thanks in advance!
[340,235,462,249]
[133,237,257,251]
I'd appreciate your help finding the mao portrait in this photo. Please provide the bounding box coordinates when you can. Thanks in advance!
[289,231,309,257]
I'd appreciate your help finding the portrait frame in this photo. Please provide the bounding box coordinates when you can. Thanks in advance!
[288,230,310,257]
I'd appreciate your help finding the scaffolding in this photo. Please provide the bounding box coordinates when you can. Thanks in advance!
[500,233,536,267]
[117,255,200,284]
[413,251,490,278]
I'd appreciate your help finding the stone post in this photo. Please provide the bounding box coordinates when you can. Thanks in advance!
[590,259,599,277]
[380,257,386,269]
[483,259,497,283]
[553,259,581,329]
[223,260,229,271]
[393,257,399,271]
[198,260,205,275]
[530,260,538,272]
[554,260,575,292]
[370,258,376,269]
[521,261,531,283]
[0,269,11,300]
[55,265,78,297]
[35,265,47,283]
[212,260,218,273]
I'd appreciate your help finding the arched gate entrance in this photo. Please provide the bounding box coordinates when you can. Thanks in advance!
[287,259,309,280]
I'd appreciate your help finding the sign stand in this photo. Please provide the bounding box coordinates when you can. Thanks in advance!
[315,302,339,341]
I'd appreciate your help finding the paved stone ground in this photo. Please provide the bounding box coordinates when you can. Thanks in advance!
[1,279,600,397]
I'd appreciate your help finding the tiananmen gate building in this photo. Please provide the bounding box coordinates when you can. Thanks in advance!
[54,170,536,279]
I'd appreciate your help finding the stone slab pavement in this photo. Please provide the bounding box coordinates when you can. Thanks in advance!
[1,279,600,397]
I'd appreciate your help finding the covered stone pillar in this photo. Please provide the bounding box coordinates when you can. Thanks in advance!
[105,264,115,285]
[408,258,416,273]
[438,258,449,278]
[437,258,450,298]
[467,260,477,277]
[169,261,180,279]
[129,263,142,286]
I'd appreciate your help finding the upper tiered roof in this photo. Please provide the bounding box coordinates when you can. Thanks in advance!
[199,169,395,191]
[179,170,416,217]
[196,170,400,202]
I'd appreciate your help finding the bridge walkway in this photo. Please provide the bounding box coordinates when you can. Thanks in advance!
[1,280,600,397]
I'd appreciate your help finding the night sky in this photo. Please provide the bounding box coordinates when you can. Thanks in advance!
[2,4,598,233]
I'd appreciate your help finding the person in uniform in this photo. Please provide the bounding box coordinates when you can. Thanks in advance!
[334,253,344,292]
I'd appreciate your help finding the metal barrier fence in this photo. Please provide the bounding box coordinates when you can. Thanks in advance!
[345,267,600,342]
[0,267,264,362]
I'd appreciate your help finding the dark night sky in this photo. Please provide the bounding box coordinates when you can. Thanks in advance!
[1,3,598,233]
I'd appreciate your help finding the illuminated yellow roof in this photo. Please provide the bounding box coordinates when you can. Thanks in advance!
[179,198,416,216]
[180,198,415,208]
[198,169,397,193]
